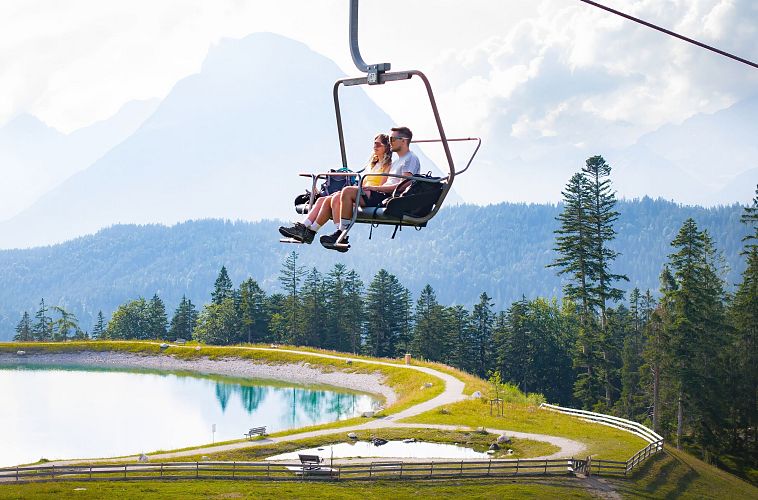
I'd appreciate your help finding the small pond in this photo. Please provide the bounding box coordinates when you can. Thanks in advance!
[0,364,377,467]
[267,441,490,461]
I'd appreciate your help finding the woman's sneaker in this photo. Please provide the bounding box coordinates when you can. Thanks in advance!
[278,222,316,244]
[319,230,349,252]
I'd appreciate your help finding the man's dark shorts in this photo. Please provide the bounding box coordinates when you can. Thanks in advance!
[361,190,390,207]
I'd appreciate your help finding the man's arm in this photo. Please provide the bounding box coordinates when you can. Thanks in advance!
[368,171,414,194]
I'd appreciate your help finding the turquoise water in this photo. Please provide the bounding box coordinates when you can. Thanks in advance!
[0,365,376,467]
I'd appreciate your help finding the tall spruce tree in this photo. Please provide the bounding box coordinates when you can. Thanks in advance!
[146,294,168,340]
[32,299,53,341]
[168,295,198,341]
[410,285,448,362]
[726,187,758,462]
[14,311,33,342]
[583,155,628,408]
[91,311,107,339]
[664,218,728,456]
[470,292,494,377]
[363,269,406,358]
[239,279,267,344]
[278,251,304,345]
[211,266,234,305]
[299,268,325,347]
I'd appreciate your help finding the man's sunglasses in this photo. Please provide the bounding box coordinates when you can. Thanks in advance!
[389,136,408,142]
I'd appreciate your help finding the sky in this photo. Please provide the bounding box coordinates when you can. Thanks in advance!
[1,0,757,206]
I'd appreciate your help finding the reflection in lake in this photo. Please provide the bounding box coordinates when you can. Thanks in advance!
[0,365,376,468]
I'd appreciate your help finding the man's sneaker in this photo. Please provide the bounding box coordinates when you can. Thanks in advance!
[320,230,349,252]
[279,222,316,244]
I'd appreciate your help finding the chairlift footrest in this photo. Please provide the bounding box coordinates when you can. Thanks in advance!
[279,238,304,244]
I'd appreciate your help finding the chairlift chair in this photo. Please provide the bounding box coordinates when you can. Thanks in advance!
[282,0,481,249]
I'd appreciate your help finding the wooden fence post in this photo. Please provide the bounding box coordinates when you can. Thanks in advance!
[487,459,491,476]
[460,460,464,476]
[232,462,235,479]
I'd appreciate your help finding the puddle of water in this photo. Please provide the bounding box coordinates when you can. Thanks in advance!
[267,441,490,461]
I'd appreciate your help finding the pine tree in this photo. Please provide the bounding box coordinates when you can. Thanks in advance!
[470,292,494,377]
[91,311,107,340]
[32,299,54,341]
[726,188,758,462]
[168,296,198,341]
[664,218,728,456]
[13,311,33,342]
[409,285,447,362]
[583,155,628,408]
[278,251,304,345]
[211,266,234,305]
[363,269,406,358]
[239,278,267,344]
[549,172,604,408]
[52,306,79,342]
[299,268,325,347]
[146,294,168,340]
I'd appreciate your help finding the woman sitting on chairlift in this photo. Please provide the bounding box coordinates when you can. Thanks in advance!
[279,133,392,247]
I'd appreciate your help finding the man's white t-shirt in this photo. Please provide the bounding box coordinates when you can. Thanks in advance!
[386,150,421,186]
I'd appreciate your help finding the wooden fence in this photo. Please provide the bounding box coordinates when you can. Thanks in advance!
[0,458,581,483]
[0,405,666,484]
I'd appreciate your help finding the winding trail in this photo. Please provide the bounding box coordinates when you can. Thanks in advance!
[33,346,585,466]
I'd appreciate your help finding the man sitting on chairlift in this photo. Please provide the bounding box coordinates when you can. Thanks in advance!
[320,126,421,251]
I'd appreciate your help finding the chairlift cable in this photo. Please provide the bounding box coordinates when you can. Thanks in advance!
[577,0,758,70]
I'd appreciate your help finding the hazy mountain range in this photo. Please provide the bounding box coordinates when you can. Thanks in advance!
[0,32,755,251]
[0,199,749,341]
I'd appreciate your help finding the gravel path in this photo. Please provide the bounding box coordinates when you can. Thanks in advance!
[2,346,584,465]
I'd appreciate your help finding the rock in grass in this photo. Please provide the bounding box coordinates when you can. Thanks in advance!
[471,391,482,398]
[489,443,500,451]
[159,343,169,349]
[497,434,512,444]
[138,453,149,462]
[16,350,25,356]
[347,432,358,439]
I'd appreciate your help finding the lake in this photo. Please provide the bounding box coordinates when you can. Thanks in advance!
[0,364,376,467]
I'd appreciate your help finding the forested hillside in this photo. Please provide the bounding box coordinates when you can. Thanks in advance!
[0,197,748,341]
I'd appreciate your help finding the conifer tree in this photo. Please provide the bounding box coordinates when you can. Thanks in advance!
[91,311,107,340]
[470,292,494,377]
[727,187,757,461]
[364,269,406,358]
[239,279,267,344]
[410,285,447,362]
[168,296,198,341]
[278,251,304,344]
[211,266,234,305]
[32,299,54,341]
[299,268,325,347]
[146,294,168,340]
[13,311,33,342]
[52,306,79,342]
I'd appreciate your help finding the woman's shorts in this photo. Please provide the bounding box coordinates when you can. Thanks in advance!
[361,190,390,207]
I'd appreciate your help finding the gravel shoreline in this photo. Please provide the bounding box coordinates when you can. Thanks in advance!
[0,351,396,405]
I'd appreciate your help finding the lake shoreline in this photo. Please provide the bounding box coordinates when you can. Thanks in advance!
[0,351,396,406]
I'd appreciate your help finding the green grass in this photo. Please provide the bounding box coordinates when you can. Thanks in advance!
[149,428,559,462]
[0,478,595,499]
[401,398,647,461]
[611,446,758,499]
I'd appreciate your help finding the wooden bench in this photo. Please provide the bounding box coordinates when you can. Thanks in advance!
[298,454,323,470]
[243,426,267,440]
